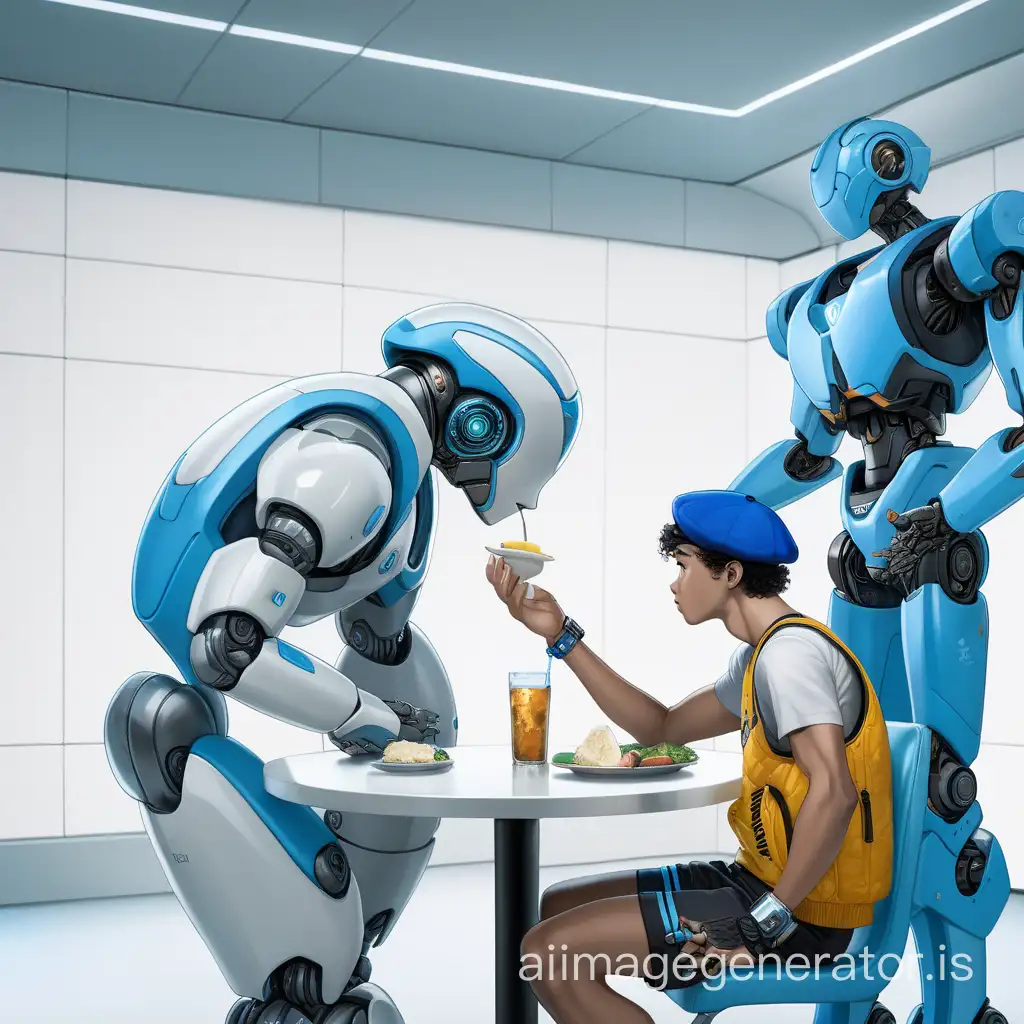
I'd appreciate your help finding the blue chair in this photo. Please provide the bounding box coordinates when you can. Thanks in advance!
[668,722,930,1024]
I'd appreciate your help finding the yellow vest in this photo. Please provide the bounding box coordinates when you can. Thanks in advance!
[727,615,893,929]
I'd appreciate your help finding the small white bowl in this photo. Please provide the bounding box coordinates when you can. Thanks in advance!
[486,545,554,583]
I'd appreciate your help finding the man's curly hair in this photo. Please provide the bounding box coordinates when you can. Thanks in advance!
[657,522,790,599]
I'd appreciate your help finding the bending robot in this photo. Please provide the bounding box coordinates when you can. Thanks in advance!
[732,117,1022,1024]
[104,303,581,1024]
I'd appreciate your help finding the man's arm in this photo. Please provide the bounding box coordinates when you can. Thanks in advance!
[561,643,740,747]
[770,722,860,911]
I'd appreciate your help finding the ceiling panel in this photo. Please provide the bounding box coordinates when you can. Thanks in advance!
[289,58,650,161]
[881,49,1024,167]
[180,34,351,119]
[135,0,247,18]
[371,0,964,109]
[568,6,1024,181]
[2,0,1023,194]
[0,0,220,103]
[233,0,415,46]
[741,47,1024,246]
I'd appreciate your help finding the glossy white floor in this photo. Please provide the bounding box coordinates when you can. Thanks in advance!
[1,855,1019,1024]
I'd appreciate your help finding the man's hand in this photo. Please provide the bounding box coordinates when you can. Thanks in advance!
[486,555,566,645]
[675,915,757,976]
[874,501,952,595]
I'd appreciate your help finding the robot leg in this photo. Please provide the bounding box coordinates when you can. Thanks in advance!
[827,530,911,721]
[105,672,404,1024]
[910,819,1009,1024]
[899,556,1008,1024]
[331,591,454,952]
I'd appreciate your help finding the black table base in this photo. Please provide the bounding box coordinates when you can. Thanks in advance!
[494,818,540,1024]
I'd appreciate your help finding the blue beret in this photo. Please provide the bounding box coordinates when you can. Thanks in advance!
[671,490,798,564]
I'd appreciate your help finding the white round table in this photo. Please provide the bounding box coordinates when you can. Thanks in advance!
[264,744,742,1024]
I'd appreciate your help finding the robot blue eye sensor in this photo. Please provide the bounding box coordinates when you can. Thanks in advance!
[446,396,509,458]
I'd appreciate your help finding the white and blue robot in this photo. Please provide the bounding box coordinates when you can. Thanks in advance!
[733,118,1022,1024]
[104,303,581,1024]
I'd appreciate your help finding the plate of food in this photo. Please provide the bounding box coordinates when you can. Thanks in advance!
[551,726,698,777]
[371,740,454,774]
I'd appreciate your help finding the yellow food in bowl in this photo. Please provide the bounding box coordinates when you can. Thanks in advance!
[501,541,542,553]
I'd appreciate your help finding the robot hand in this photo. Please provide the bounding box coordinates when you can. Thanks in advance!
[875,501,952,594]
[383,699,441,744]
[330,733,389,758]
[327,700,440,756]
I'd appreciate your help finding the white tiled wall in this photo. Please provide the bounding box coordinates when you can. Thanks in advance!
[772,142,1024,882]
[0,171,772,872]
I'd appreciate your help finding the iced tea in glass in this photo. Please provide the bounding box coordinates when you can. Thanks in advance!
[509,671,551,764]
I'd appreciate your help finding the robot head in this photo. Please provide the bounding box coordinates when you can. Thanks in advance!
[381,303,581,526]
[809,117,930,238]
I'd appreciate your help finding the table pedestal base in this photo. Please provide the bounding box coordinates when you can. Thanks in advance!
[494,818,540,1024]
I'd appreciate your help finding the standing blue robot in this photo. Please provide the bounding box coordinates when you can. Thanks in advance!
[733,118,1021,1024]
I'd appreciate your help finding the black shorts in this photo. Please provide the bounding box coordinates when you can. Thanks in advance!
[635,860,853,990]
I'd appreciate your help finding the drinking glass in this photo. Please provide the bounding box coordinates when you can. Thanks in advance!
[508,671,551,764]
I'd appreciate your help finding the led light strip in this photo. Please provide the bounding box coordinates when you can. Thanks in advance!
[41,0,993,119]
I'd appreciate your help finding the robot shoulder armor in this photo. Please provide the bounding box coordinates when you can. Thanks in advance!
[765,279,816,360]
[175,383,301,486]
[255,427,396,569]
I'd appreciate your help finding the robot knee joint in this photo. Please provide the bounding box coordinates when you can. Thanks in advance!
[956,835,989,897]
[104,671,227,814]
[930,736,977,822]
[827,531,902,608]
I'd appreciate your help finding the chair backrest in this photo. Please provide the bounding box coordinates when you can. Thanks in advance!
[845,721,930,958]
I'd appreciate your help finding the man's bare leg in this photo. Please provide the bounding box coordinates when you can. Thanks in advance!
[522,894,661,1024]
[540,869,638,920]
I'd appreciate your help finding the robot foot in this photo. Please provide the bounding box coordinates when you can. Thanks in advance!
[226,983,403,1024]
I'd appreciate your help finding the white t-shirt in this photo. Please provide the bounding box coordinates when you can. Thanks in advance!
[714,625,863,754]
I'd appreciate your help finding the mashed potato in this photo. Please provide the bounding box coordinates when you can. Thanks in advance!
[382,740,435,763]
[573,726,621,767]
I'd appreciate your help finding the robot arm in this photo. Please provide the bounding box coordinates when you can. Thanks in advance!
[185,423,432,751]
[927,191,1024,533]
[730,282,844,509]
[933,190,1024,303]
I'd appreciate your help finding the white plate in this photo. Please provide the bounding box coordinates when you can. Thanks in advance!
[371,759,454,774]
[485,546,553,583]
[550,755,699,777]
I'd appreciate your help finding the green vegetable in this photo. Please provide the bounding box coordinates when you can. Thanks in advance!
[551,752,575,764]
[433,748,450,761]
[631,741,696,764]
[619,743,644,754]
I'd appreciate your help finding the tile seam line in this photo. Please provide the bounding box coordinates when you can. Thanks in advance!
[50,354,290,379]
[61,167,68,838]
[60,253,345,286]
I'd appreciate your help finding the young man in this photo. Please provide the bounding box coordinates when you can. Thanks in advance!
[485,490,892,1024]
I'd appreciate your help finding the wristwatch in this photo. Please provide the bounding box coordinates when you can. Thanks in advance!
[546,616,584,659]
[748,892,797,947]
